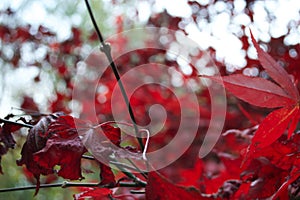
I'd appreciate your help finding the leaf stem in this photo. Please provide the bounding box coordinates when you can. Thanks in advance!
[84,0,144,150]
[0,118,33,129]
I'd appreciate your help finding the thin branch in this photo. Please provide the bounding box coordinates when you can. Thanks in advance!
[0,181,144,193]
[110,158,147,187]
[125,159,148,179]
[84,0,144,150]
[0,118,33,129]
[0,183,62,193]
[84,0,104,43]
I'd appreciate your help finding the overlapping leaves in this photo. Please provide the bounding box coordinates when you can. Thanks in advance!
[201,31,300,199]
[16,114,130,194]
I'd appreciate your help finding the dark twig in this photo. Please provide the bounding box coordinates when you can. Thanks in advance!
[0,118,33,129]
[0,181,144,193]
[84,0,144,150]
[110,158,147,187]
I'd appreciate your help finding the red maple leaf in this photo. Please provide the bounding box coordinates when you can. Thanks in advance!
[201,30,300,166]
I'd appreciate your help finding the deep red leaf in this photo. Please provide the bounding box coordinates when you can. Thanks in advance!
[17,113,64,194]
[0,120,24,174]
[74,188,112,200]
[33,133,87,180]
[99,122,121,146]
[251,105,299,149]
[145,171,213,200]
[251,134,300,171]
[243,105,300,167]
[21,96,39,112]
[48,116,124,186]
[287,108,300,138]
[202,74,295,108]
[250,30,299,100]
[271,167,300,200]
[99,163,116,185]
[16,113,88,194]
[241,158,288,199]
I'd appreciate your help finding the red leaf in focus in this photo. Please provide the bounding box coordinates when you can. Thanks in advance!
[17,113,64,193]
[33,133,86,180]
[32,115,88,180]
[246,105,299,160]
[201,74,295,108]
[74,187,112,200]
[145,171,212,200]
[16,113,88,194]
[250,30,299,100]
[48,116,122,185]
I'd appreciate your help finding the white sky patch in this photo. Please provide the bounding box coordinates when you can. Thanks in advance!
[138,1,151,22]
[156,0,192,17]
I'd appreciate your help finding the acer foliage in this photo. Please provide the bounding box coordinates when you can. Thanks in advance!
[1,1,300,200]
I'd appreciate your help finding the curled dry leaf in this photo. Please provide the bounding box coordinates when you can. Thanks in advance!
[17,113,87,194]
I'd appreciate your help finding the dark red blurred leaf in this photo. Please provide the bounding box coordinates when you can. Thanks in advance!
[272,167,300,200]
[99,163,116,186]
[176,159,203,188]
[216,180,241,199]
[250,30,299,100]
[100,122,121,146]
[250,134,300,171]
[21,96,39,112]
[241,158,288,199]
[74,187,112,200]
[201,74,295,108]
[232,183,251,200]
[0,117,24,174]
[145,171,212,200]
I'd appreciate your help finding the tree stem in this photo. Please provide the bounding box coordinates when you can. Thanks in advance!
[84,0,144,150]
